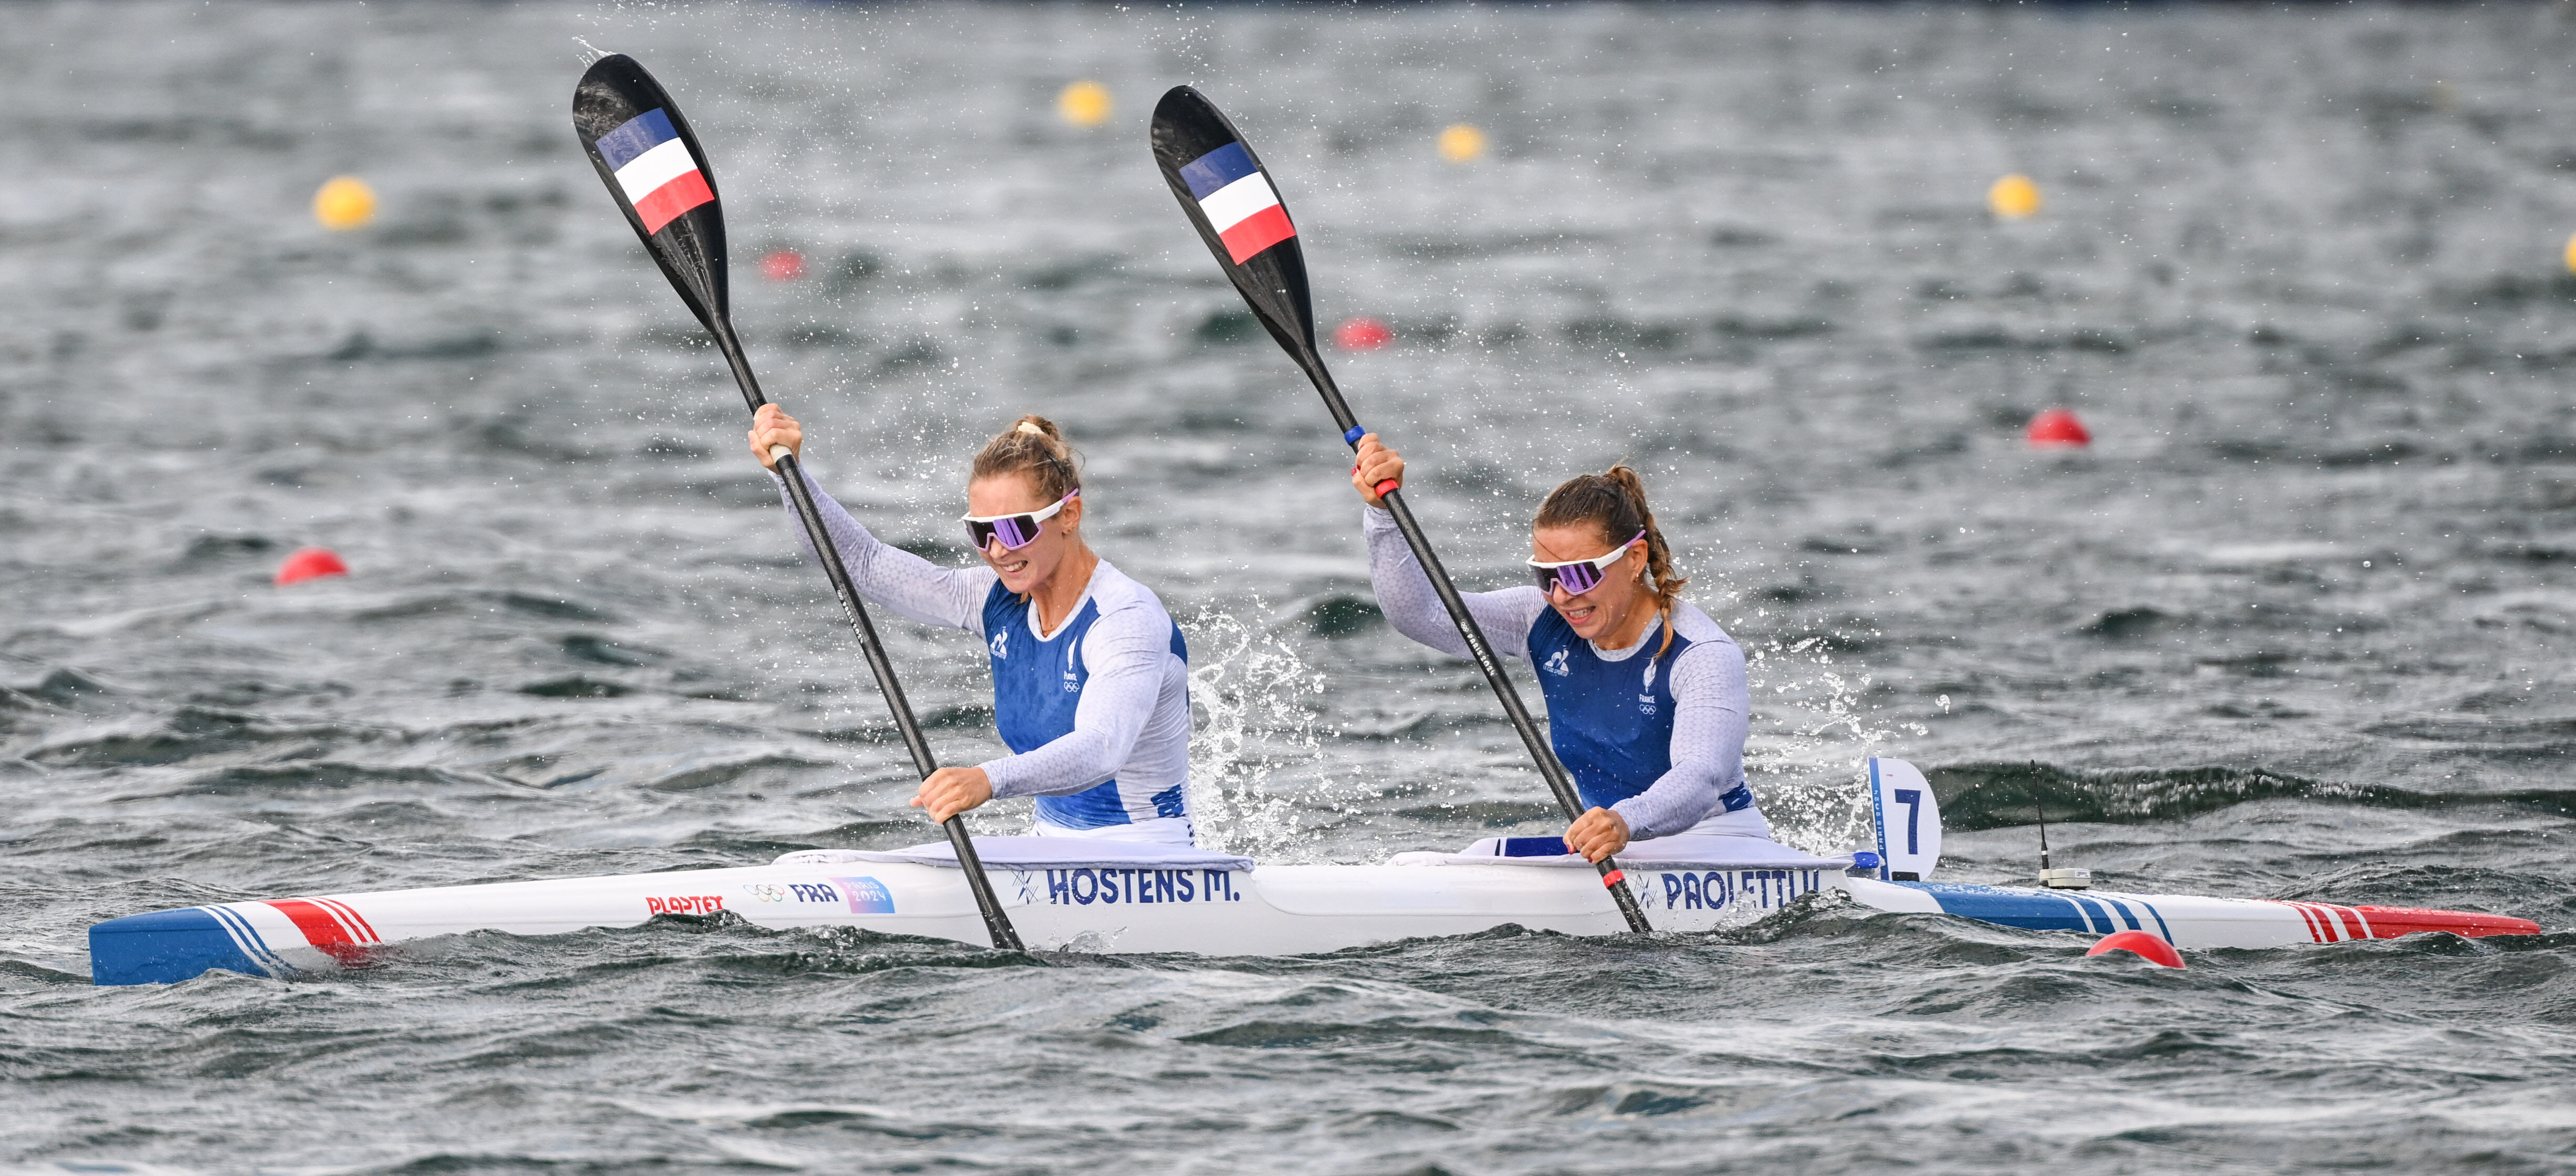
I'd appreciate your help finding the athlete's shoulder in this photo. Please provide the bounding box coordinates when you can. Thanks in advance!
[1086,560,1172,622]
[980,578,1022,616]
[1668,600,1733,648]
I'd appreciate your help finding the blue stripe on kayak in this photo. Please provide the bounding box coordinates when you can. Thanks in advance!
[1914,883,2096,933]
[89,907,268,986]
[1904,883,2182,944]
[205,904,290,976]
[2131,898,2174,943]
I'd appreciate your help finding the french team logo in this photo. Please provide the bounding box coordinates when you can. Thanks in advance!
[990,629,1009,659]
[1177,142,1296,265]
[594,108,714,235]
[1543,648,1572,677]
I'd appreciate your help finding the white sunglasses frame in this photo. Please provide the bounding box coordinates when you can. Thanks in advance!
[960,488,1079,550]
[1525,530,1647,594]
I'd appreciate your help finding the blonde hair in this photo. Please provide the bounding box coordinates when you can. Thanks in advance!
[970,415,1081,502]
[1533,464,1687,657]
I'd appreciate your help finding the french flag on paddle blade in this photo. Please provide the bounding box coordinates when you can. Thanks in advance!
[595,108,714,235]
[1179,142,1294,265]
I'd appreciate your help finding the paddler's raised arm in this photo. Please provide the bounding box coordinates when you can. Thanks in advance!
[1352,433,1548,660]
[751,404,993,634]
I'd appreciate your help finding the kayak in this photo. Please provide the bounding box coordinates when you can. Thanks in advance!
[85,840,1849,984]
[86,759,2540,985]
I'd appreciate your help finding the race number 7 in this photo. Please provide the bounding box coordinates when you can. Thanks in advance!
[1893,789,1922,854]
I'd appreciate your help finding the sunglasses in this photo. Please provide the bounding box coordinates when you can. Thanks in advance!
[961,489,1077,552]
[1527,530,1645,596]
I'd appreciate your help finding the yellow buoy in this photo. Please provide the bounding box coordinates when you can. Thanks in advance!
[2563,230,2576,274]
[313,176,376,230]
[1438,123,1486,163]
[1988,173,2041,220]
[1057,81,1112,129]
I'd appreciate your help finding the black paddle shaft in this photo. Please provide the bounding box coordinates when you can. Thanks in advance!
[1149,86,1651,934]
[572,54,1021,951]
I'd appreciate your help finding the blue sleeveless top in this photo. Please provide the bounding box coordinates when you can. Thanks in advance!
[1527,609,1756,816]
[983,582,1190,829]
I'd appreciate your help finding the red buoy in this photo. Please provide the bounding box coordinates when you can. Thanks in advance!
[2086,929,2184,969]
[760,249,805,281]
[2026,407,2090,447]
[1334,317,1394,351]
[274,547,349,586]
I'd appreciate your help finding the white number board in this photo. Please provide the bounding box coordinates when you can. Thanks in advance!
[1868,758,1942,882]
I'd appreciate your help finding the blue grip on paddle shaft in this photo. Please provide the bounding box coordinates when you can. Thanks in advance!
[1343,425,1365,447]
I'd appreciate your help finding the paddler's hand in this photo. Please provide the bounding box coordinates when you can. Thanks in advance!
[748,404,803,471]
[1350,433,1404,509]
[1564,807,1630,864]
[912,766,993,823]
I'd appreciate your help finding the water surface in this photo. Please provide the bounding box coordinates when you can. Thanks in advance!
[3,3,2572,1172]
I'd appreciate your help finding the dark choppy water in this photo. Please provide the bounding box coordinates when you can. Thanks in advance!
[6,2,2575,1171]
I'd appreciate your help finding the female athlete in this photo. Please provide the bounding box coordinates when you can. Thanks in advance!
[752,407,1195,844]
[1350,434,1774,864]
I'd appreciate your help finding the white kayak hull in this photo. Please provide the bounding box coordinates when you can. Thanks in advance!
[87,856,2537,985]
[87,857,1844,984]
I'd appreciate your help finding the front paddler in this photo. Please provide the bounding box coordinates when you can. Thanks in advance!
[1350,434,1781,864]
[752,407,1198,844]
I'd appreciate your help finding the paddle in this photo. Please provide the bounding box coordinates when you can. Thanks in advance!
[572,53,1022,951]
[1149,86,1653,933]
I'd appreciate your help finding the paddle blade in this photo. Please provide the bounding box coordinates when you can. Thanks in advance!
[573,54,730,333]
[1151,86,1323,368]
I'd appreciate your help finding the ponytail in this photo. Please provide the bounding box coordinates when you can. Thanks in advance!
[970,414,1082,503]
[1534,463,1687,658]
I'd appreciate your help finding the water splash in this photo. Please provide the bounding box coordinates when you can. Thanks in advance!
[1693,566,1930,857]
[1180,602,1334,858]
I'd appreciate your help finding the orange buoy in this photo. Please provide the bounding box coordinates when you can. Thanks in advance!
[1438,124,1487,163]
[1334,318,1394,351]
[312,176,376,230]
[2026,407,2090,447]
[760,250,805,281]
[2086,930,2184,969]
[1058,81,1113,128]
[1989,173,2041,220]
[274,548,349,585]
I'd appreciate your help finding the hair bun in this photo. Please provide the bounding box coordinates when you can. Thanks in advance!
[973,414,1082,501]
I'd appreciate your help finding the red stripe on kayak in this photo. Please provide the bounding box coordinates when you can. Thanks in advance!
[266,899,369,964]
[2330,905,2370,941]
[2348,905,2541,939]
[2305,904,2342,943]
[316,897,379,943]
[2268,900,2327,943]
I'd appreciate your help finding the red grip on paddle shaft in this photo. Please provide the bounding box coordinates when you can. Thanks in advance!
[1600,870,1625,888]
[1352,461,1400,499]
